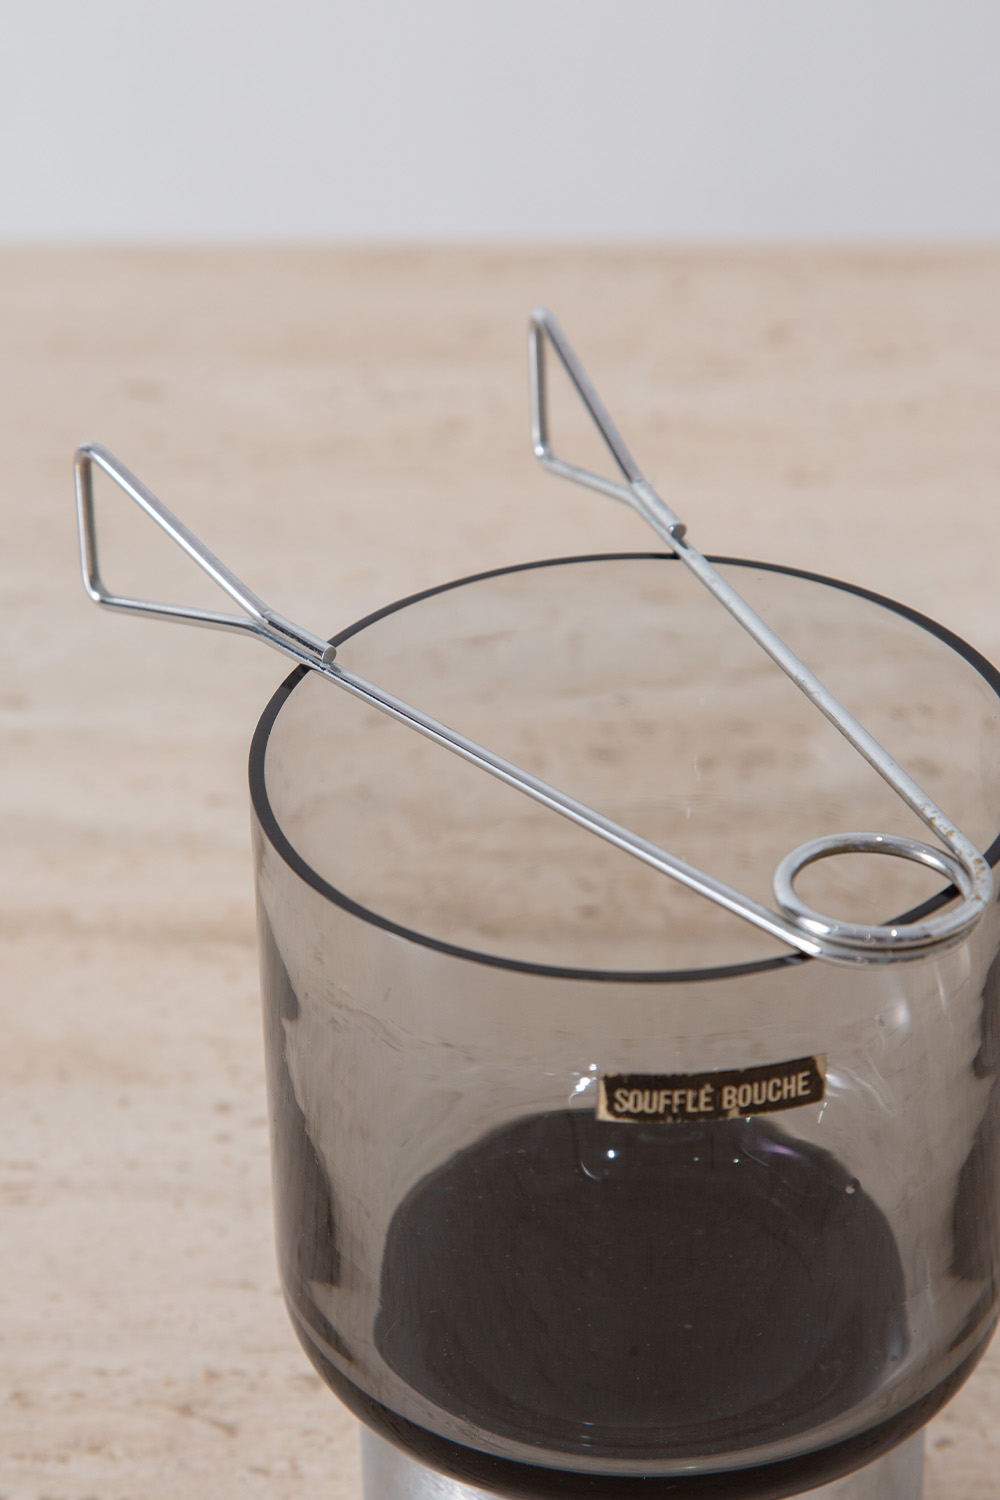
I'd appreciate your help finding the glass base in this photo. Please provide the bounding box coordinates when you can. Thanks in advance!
[360,1428,924,1500]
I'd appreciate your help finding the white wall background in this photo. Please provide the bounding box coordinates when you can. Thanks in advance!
[3,0,999,241]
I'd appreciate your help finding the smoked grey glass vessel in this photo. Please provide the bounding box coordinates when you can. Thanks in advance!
[250,553,1000,1500]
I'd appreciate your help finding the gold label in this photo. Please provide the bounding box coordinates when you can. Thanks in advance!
[597,1055,826,1124]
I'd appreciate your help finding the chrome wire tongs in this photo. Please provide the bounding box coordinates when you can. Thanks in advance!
[75,310,993,964]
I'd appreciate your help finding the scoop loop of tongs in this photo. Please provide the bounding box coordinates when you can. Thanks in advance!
[75,311,993,964]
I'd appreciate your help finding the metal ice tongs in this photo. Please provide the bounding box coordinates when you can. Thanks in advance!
[75,310,993,964]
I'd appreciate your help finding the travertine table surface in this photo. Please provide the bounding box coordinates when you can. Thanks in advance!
[3,248,1000,1498]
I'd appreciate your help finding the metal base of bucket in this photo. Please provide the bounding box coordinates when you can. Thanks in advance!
[360,1428,924,1500]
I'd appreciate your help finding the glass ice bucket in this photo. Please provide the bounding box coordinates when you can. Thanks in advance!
[250,553,1000,1500]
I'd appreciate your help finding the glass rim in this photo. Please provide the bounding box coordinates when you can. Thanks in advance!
[249,552,1000,984]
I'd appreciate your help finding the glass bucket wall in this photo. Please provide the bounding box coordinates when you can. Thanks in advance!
[250,555,1000,1499]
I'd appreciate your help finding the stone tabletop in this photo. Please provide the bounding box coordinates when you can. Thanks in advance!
[3,248,1000,1498]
